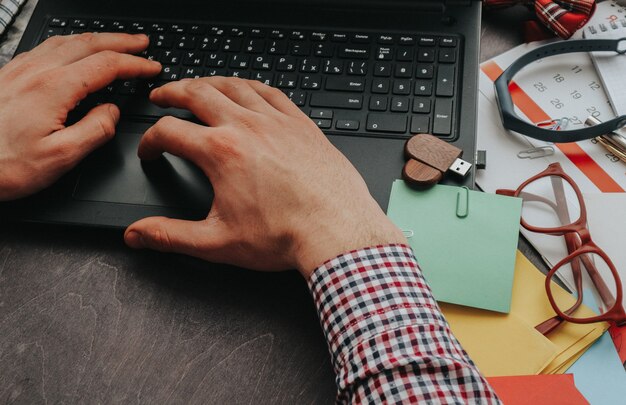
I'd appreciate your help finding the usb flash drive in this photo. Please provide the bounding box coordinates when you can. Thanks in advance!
[403,134,472,186]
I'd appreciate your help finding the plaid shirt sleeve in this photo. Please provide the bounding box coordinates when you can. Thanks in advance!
[307,244,501,404]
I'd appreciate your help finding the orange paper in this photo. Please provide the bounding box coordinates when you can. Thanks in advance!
[486,374,589,405]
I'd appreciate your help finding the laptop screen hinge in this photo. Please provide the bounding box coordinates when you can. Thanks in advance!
[445,0,473,5]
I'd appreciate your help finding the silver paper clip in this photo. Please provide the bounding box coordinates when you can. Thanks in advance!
[402,230,414,238]
[517,146,555,159]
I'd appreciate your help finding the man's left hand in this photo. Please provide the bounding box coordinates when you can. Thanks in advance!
[0,33,162,201]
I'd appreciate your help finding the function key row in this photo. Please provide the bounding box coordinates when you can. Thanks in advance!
[48,18,458,46]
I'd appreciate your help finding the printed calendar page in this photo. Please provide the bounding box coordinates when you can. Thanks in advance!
[480,40,626,193]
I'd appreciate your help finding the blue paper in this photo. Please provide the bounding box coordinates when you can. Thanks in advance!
[566,292,626,404]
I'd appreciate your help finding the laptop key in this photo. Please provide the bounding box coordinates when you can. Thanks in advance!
[366,114,407,133]
[439,48,457,64]
[183,52,204,66]
[313,43,334,57]
[414,81,433,96]
[50,18,68,27]
[229,55,250,69]
[310,109,333,119]
[371,79,390,94]
[290,43,310,56]
[199,37,221,51]
[183,67,203,79]
[161,51,181,65]
[352,33,371,43]
[325,77,365,92]
[369,96,388,111]
[399,36,415,46]
[223,38,242,52]
[419,36,436,46]
[336,120,360,130]
[394,63,412,78]
[392,80,411,95]
[396,47,414,61]
[331,33,348,42]
[347,61,367,75]
[206,53,227,68]
[440,37,458,47]
[391,97,409,113]
[373,62,392,77]
[436,65,455,97]
[277,73,298,88]
[310,93,363,109]
[417,49,435,62]
[339,46,370,59]
[160,67,181,81]
[301,75,322,90]
[313,119,332,129]
[228,70,250,79]
[70,19,87,28]
[412,98,431,114]
[416,64,434,79]
[300,58,321,73]
[276,57,297,71]
[323,60,343,74]
[433,99,453,136]
[189,24,206,35]
[252,56,273,70]
[253,72,274,86]
[205,68,227,77]
[410,116,430,133]
[283,90,306,106]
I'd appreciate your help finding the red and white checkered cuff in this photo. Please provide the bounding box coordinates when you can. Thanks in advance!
[308,244,500,404]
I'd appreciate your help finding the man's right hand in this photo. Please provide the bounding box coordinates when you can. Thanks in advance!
[125,77,407,277]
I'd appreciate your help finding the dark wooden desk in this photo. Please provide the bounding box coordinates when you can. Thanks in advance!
[0,7,544,404]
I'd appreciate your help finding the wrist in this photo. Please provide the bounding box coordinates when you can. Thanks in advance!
[291,200,407,279]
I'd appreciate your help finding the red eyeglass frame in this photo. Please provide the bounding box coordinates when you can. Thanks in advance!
[497,162,626,335]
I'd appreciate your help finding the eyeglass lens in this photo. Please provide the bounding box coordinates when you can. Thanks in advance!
[547,251,618,320]
[519,175,581,229]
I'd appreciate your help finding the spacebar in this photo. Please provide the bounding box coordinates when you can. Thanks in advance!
[310,93,363,109]
[120,98,194,120]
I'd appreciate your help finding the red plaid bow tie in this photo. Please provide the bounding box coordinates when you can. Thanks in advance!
[484,0,596,40]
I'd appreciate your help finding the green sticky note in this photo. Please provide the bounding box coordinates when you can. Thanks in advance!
[387,181,522,313]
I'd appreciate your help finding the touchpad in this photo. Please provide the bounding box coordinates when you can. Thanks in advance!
[73,131,213,210]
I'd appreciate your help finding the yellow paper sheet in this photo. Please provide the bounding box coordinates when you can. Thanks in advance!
[440,304,558,376]
[441,251,608,377]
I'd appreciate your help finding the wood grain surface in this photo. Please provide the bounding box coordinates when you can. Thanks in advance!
[0,6,547,404]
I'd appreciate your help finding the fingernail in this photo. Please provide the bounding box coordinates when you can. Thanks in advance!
[107,104,120,122]
[125,230,144,249]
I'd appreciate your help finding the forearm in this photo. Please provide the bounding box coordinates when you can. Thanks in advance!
[308,244,501,404]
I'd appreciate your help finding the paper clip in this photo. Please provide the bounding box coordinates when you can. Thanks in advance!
[402,230,414,238]
[517,146,555,159]
[535,117,569,131]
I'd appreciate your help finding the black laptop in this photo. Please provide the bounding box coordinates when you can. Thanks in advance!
[3,0,482,228]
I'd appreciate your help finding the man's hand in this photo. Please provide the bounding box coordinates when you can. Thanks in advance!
[124,77,406,277]
[0,33,162,201]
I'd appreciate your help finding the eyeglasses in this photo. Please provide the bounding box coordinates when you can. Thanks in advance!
[494,38,626,143]
[497,163,626,335]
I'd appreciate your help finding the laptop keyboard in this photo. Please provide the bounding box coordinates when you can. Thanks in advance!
[43,17,461,140]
